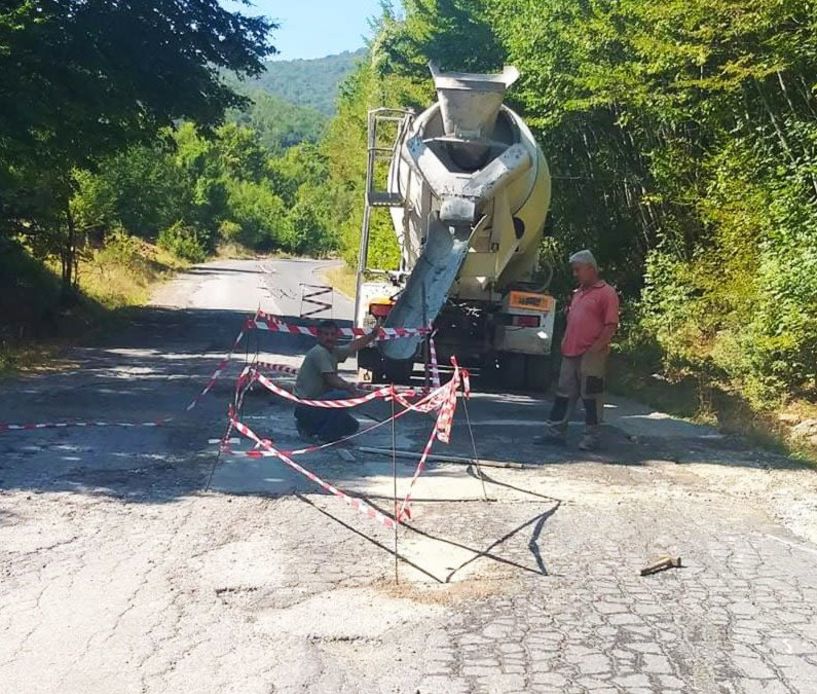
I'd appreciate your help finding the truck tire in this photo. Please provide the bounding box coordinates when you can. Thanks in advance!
[525,354,552,393]
[497,352,526,391]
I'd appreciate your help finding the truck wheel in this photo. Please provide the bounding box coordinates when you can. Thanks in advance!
[497,352,526,391]
[525,355,552,393]
[383,358,414,385]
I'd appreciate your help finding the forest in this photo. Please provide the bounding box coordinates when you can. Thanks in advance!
[2,0,816,423]
[238,49,368,116]
[314,0,817,419]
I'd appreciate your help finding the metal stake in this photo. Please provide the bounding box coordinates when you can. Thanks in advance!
[422,284,430,392]
[462,396,489,502]
[391,386,399,583]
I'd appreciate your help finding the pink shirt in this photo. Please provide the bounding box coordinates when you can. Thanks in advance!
[561,281,620,357]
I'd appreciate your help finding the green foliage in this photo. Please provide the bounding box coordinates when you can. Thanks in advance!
[94,230,151,275]
[0,1,274,166]
[68,122,340,259]
[233,50,367,116]
[158,222,207,264]
[311,0,817,409]
[229,91,327,152]
[218,220,243,244]
[0,0,275,299]
[225,179,289,250]
[375,0,505,77]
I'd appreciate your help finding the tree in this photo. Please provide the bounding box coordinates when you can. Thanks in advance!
[0,0,276,300]
[311,0,817,406]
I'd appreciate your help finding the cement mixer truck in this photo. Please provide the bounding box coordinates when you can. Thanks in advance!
[354,62,555,391]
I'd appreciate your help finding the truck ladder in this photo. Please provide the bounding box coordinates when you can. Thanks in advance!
[354,108,414,323]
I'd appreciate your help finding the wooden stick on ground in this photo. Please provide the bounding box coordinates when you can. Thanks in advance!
[640,556,682,576]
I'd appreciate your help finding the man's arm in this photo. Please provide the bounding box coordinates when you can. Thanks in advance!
[346,324,380,353]
[587,323,617,353]
[588,289,619,353]
[324,371,357,393]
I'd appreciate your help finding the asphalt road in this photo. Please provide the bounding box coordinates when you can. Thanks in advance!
[2,257,817,694]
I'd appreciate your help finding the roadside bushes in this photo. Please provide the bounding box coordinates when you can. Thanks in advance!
[94,229,153,273]
[639,141,817,407]
[224,179,290,250]
[157,222,208,263]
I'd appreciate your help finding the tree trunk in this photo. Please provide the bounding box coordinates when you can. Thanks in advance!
[60,201,78,305]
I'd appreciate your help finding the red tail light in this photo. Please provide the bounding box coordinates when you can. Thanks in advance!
[512,315,541,328]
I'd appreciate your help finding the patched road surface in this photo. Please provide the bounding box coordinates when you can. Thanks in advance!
[2,258,817,693]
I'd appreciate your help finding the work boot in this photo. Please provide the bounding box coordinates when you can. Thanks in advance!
[534,422,567,445]
[578,432,599,451]
[296,421,319,444]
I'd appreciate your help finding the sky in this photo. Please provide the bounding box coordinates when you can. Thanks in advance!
[222,0,389,61]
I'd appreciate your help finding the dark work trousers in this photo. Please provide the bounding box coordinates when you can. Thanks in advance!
[294,389,360,442]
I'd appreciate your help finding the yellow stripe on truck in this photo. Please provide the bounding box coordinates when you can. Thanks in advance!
[508,291,555,312]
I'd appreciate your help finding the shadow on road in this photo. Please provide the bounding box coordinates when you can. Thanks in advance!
[183,266,264,276]
[0,303,807,513]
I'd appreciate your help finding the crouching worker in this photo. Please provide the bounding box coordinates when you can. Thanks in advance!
[293,320,380,443]
[537,249,619,451]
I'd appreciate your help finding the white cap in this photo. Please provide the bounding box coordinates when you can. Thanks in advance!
[569,249,598,269]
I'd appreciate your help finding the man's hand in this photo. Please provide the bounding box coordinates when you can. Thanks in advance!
[369,318,383,344]
[348,319,382,353]
[364,318,383,346]
[325,372,357,394]
[587,324,617,354]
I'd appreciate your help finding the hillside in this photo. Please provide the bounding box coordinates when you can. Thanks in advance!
[228,91,326,151]
[248,49,366,115]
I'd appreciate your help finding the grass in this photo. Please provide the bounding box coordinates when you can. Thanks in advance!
[322,263,357,299]
[608,347,817,464]
[79,239,188,309]
[1,236,188,378]
[215,241,257,260]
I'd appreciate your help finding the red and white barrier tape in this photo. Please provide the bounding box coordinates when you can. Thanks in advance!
[428,334,441,389]
[185,307,264,411]
[187,310,427,411]
[253,371,393,409]
[225,399,412,458]
[0,417,174,434]
[397,361,462,520]
[247,316,430,341]
[230,416,397,529]
[283,379,450,455]
[219,364,256,448]
[435,361,461,445]
[462,369,471,399]
[222,387,425,458]
[253,361,425,396]
[396,417,440,521]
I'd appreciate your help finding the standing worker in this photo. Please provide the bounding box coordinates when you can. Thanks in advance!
[293,320,380,443]
[537,250,619,451]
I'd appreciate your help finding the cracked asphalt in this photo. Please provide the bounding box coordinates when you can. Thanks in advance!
[2,258,817,693]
